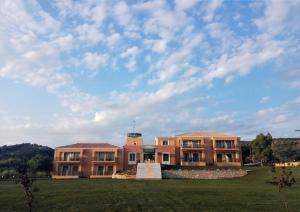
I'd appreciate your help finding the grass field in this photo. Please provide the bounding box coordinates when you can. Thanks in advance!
[0,167,299,212]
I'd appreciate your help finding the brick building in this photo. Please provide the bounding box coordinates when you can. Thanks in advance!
[52,132,242,179]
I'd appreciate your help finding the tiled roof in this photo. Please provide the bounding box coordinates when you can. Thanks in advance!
[176,132,238,137]
[56,143,120,149]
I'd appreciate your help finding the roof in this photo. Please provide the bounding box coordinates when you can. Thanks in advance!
[176,132,238,137]
[56,143,120,149]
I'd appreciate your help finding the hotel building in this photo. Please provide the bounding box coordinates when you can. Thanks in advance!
[52,132,242,179]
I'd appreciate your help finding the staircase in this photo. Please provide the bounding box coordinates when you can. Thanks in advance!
[136,163,162,179]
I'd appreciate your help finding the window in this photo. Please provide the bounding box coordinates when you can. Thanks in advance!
[216,140,234,148]
[192,140,200,148]
[226,141,233,148]
[106,152,115,161]
[106,166,114,175]
[184,153,189,162]
[96,166,114,175]
[182,140,189,148]
[128,152,136,164]
[95,152,115,161]
[60,165,79,176]
[63,152,80,161]
[162,140,168,145]
[97,152,105,161]
[217,153,223,162]
[162,152,170,164]
[192,153,200,162]
[226,153,233,162]
[97,166,104,175]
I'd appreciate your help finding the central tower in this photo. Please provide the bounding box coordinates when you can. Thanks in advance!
[126,132,143,146]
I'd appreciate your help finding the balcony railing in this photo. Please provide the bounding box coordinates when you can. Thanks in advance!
[216,158,239,163]
[53,171,82,176]
[181,144,203,148]
[92,170,114,176]
[214,145,239,149]
[181,158,203,162]
[92,157,116,162]
[55,157,82,162]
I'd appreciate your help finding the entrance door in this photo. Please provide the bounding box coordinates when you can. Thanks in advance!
[144,153,155,162]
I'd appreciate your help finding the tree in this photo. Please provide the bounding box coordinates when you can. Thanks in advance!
[241,142,251,164]
[28,155,52,174]
[13,159,38,212]
[251,133,273,165]
[266,167,296,212]
[272,141,300,162]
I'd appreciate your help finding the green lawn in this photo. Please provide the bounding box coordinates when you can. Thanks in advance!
[0,167,299,212]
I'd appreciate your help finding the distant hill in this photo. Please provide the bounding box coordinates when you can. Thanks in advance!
[0,143,54,177]
[0,143,54,161]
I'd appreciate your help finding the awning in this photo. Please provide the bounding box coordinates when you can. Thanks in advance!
[143,146,155,153]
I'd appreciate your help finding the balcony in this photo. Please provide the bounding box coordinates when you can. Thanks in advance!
[90,166,115,178]
[214,144,239,150]
[52,170,82,179]
[55,157,82,162]
[181,158,206,166]
[91,157,117,163]
[181,143,204,149]
[215,158,241,166]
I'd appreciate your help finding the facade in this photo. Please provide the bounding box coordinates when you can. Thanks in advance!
[52,143,123,179]
[52,132,242,179]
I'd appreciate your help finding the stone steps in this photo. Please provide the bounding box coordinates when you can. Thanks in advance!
[136,163,162,179]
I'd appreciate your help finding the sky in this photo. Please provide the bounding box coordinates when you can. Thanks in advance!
[0,0,300,148]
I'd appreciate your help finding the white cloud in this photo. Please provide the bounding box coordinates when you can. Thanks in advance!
[203,38,283,83]
[106,33,121,48]
[152,39,167,53]
[114,1,132,26]
[175,0,199,11]
[91,3,107,25]
[83,52,107,71]
[121,46,139,58]
[51,34,74,52]
[255,0,291,35]
[75,24,103,44]
[260,96,270,103]
[203,0,223,22]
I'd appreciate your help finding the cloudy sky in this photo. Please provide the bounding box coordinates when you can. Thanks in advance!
[0,0,300,147]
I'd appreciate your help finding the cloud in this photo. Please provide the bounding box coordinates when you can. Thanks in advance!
[260,96,270,103]
[202,0,223,22]
[106,33,121,48]
[1,0,300,146]
[152,39,167,53]
[121,46,139,58]
[113,1,132,26]
[255,0,295,35]
[175,0,199,11]
[83,52,108,71]
[75,24,103,44]
[121,46,139,72]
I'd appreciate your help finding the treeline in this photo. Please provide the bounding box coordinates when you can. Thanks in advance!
[242,133,300,164]
[0,143,54,179]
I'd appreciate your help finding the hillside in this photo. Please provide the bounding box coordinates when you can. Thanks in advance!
[0,143,54,177]
[0,143,53,161]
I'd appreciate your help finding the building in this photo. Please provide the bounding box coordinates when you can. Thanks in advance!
[52,132,242,179]
[52,143,123,179]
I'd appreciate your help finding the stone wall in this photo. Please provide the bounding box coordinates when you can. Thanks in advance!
[162,169,247,179]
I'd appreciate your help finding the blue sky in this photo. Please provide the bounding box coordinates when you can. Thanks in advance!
[0,0,300,147]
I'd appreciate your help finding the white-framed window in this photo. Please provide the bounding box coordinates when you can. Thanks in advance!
[162,152,170,165]
[128,152,137,164]
[162,140,169,145]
